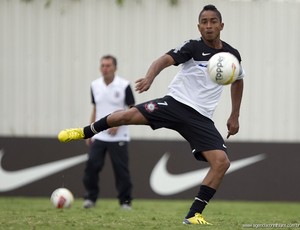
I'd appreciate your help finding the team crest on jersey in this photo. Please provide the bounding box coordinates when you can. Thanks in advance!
[144,102,158,113]
[114,91,120,98]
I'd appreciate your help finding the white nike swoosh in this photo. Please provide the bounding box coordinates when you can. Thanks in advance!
[150,152,266,195]
[0,149,88,192]
[202,52,211,56]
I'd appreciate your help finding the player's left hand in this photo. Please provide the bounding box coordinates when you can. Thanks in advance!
[226,116,239,139]
[85,138,93,146]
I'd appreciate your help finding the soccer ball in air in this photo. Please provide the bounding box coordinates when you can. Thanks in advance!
[50,188,74,208]
[207,52,240,85]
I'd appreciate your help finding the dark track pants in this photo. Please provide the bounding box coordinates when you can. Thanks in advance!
[83,140,132,204]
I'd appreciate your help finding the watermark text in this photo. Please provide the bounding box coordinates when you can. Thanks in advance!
[242,223,300,228]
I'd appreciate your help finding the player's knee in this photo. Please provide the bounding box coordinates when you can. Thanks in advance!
[121,108,146,124]
[215,155,230,174]
[116,109,136,124]
[223,158,230,172]
[222,159,230,174]
[120,111,134,123]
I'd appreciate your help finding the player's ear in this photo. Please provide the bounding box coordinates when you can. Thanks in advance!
[197,24,201,32]
[220,22,224,31]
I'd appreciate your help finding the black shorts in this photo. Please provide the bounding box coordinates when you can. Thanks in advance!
[134,95,227,161]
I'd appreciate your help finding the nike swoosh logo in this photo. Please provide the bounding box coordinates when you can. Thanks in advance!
[150,152,266,195]
[202,52,211,56]
[157,101,168,106]
[0,149,88,192]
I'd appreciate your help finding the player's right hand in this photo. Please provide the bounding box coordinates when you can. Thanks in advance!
[135,77,153,93]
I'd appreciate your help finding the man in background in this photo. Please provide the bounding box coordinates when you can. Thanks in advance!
[83,55,135,210]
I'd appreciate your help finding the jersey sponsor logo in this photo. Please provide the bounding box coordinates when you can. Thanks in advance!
[150,152,266,195]
[198,63,207,68]
[202,52,211,56]
[0,149,88,192]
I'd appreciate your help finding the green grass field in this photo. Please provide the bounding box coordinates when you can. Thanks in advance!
[0,197,299,230]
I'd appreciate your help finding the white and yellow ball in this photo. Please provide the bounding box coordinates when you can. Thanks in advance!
[207,52,240,85]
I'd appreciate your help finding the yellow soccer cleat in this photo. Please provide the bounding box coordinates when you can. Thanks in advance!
[58,128,85,142]
[183,213,212,225]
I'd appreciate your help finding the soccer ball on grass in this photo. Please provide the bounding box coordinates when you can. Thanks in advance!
[50,188,74,208]
[207,52,240,85]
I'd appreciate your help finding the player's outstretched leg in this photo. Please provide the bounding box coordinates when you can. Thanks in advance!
[58,107,148,142]
[58,127,85,142]
[58,114,110,142]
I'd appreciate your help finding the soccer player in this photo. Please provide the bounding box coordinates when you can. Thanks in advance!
[58,4,244,225]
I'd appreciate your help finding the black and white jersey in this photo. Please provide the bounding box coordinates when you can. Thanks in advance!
[166,37,245,119]
[91,75,135,142]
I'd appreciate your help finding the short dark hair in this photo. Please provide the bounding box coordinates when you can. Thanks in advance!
[199,5,222,23]
[101,55,117,67]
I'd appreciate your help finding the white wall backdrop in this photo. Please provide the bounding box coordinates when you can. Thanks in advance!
[1,0,300,141]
